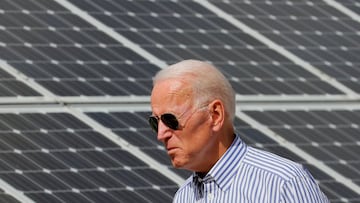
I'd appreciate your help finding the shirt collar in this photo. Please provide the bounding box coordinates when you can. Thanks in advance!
[193,134,247,191]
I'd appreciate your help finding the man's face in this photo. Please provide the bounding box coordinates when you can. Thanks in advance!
[150,79,216,172]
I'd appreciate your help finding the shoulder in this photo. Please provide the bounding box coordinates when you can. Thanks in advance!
[242,146,306,180]
[238,147,329,202]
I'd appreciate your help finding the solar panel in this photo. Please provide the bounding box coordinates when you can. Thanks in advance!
[336,0,360,14]
[0,0,158,96]
[0,64,40,96]
[2,0,358,96]
[0,112,177,203]
[71,0,344,95]
[211,0,360,94]
[1,0,360,202]
[0,188,20,203]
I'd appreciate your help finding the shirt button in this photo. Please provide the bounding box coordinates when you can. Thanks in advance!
[208,193,213,200]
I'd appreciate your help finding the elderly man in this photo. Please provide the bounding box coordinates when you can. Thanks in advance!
[149,60,329,202]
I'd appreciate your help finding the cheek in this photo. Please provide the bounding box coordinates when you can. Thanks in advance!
[175,126,215,170]
[170,116,214,170]
[182,119,212,154]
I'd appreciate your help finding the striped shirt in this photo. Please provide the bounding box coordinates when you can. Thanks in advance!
[173,134,329,203]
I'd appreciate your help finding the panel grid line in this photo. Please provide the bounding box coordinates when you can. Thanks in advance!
[196,0,358,96]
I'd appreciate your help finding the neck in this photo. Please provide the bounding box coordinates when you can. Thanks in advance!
[194,131,235,174]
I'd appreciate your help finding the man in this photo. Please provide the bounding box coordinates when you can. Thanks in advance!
[149,60,329,202]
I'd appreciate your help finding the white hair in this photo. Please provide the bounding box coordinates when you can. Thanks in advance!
[153,59,236,121]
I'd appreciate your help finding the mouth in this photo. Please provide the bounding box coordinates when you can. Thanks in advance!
[166,147,178,154]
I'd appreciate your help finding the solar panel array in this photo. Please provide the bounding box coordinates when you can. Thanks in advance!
[212,0,360,93]
[0,0,359,202]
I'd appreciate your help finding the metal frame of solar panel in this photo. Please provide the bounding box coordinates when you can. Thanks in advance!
[0,0,359,202]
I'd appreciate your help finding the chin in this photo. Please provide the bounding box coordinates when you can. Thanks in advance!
[171,158,187,169]
[171,161,184,169]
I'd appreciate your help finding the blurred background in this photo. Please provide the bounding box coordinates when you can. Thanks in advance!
[0,0,359,202]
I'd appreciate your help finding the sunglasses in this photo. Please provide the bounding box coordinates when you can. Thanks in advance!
[148,105,209,133]
[148,113,180,133]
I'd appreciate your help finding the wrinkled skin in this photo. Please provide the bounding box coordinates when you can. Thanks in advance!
[150,79,232,172]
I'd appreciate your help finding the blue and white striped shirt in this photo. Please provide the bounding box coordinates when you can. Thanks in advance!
[173,135,329,203]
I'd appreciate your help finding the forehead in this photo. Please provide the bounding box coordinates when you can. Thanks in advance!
[150,79,193,112]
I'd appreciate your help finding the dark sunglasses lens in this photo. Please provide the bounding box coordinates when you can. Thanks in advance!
[161,114,179,130]
[148,116,159,132]
[148,114,179,133]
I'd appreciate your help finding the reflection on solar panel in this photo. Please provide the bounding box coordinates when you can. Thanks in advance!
[0,0,360,202]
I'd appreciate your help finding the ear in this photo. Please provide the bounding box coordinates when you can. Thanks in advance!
[209,99,225,132]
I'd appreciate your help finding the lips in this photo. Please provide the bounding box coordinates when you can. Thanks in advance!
[165,140,178,154]
[166,146,178,154]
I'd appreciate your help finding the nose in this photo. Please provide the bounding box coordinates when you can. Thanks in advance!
[157,120,172,141]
